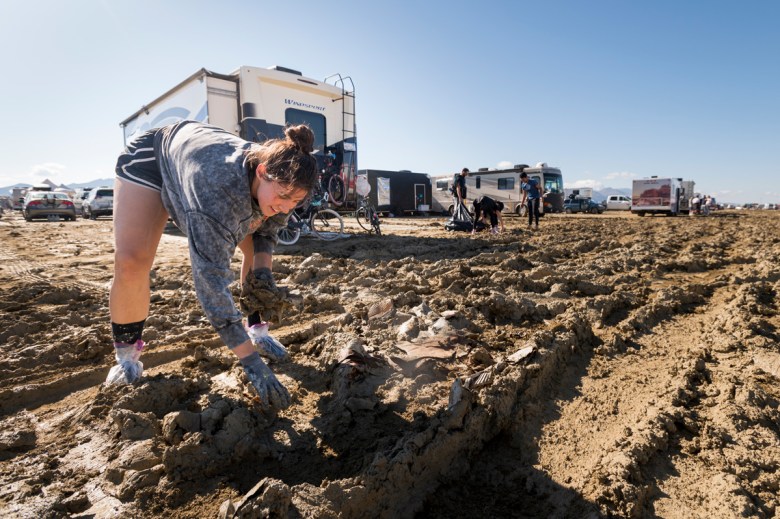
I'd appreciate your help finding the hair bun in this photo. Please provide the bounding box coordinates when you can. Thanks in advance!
[285,124,315,154]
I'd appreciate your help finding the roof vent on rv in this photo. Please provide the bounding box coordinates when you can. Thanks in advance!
[514,164,529,170]
[478,167,489,172]
[535,162,548,168]
[268,66,303,76]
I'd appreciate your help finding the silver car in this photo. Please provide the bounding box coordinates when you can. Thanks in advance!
[23,192,77,221]
[82,187,114,220]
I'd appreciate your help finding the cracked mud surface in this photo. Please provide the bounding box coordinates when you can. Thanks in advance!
[1,210,778,518]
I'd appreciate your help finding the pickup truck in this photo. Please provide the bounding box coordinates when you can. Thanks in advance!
[563,198,604,214]
[605,195,631,210]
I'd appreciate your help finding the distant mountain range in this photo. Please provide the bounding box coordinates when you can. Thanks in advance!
[590,187,631,202]
[0,178,114,196]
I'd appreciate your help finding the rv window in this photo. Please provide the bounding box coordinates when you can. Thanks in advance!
[285,109,326,153]
[498,178,515,190]
[436,180,449,191]
[475,177,481,189]
[543,175,563,194]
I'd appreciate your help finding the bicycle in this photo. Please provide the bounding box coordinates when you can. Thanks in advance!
[355,195,381,235]
[320,151,346,207]
[277,191,344,246]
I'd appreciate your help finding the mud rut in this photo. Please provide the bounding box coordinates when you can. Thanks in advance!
[0,212,778,518]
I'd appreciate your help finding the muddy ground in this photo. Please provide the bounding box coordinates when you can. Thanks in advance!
[0,209,778,518]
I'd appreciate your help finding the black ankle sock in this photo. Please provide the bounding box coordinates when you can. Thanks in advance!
[247,312,262,327]
[112,319,146,344]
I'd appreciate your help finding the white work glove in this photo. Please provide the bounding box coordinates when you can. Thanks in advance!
[106,341,144,385]
[241,352,291,411]
[247,323,289,363]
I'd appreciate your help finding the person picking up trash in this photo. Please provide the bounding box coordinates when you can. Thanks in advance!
[106,120,318,411]
[471,195,505,235]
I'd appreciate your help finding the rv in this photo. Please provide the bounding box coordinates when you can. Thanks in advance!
[120,65,357,205]
[564,187,593,200]
[431,163,564,215]
[631,177,694,216]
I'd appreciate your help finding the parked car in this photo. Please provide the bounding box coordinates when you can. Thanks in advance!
[82,187,114,219]
[73,188,93,215]
[605,194,631,211]
[23,192,77,221]
[563,197,605,214]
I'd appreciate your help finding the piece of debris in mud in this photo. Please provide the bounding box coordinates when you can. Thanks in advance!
[393,334,460,363]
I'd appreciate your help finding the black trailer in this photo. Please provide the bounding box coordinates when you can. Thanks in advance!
[359,169,432,216]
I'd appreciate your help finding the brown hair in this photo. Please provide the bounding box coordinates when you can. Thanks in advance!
[245,124,318,193]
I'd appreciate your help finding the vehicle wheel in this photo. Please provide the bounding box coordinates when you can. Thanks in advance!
[356,206,371,232]
[311,208,343,240]
[277,213,301,245]
[447,205,455,216]
[564,208,572,214]
[328,175,346,207]
[590,207,599,214]
[24,213,31,222]
[637,212,645,217]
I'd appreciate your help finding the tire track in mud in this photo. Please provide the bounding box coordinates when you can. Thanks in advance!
[0,248,111,295]
[420,217,780,518]
[0,347,197,417]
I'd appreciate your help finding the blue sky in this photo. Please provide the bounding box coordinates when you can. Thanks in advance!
[1,0,778,203]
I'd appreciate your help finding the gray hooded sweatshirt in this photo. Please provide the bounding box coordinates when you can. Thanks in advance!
[152,121,288,349]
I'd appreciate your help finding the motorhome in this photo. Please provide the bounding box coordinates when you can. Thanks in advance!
[631,177,694,216]
[431,163,564,215]
[564,187,593,200]
[120,65,358,205]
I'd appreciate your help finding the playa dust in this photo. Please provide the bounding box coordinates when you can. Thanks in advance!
[0,210,778,518]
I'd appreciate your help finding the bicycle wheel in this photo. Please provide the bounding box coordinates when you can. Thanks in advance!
[355,206,372,232]
[277,213,301,245]
[310,208,343,240]
[328,175,346,206]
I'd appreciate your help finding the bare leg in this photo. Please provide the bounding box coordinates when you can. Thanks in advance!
[110,179,170,325]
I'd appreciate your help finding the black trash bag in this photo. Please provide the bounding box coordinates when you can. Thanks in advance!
[444,200,474,232]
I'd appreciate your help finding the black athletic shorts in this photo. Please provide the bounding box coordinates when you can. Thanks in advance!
[115,129,163,192]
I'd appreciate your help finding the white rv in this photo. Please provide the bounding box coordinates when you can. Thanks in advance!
[431,163,564,215]
[564,187,593,200]
[120,66,357,204]
[631,177,694,216]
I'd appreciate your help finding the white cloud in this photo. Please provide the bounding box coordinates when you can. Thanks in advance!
[565,179,603,189]
[31,162,67,181]
[604,171,636,180]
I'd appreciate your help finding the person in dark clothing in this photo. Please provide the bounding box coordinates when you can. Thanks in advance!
[471,195,505,235]
[520,171,544,229]
[454,168,469,205]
